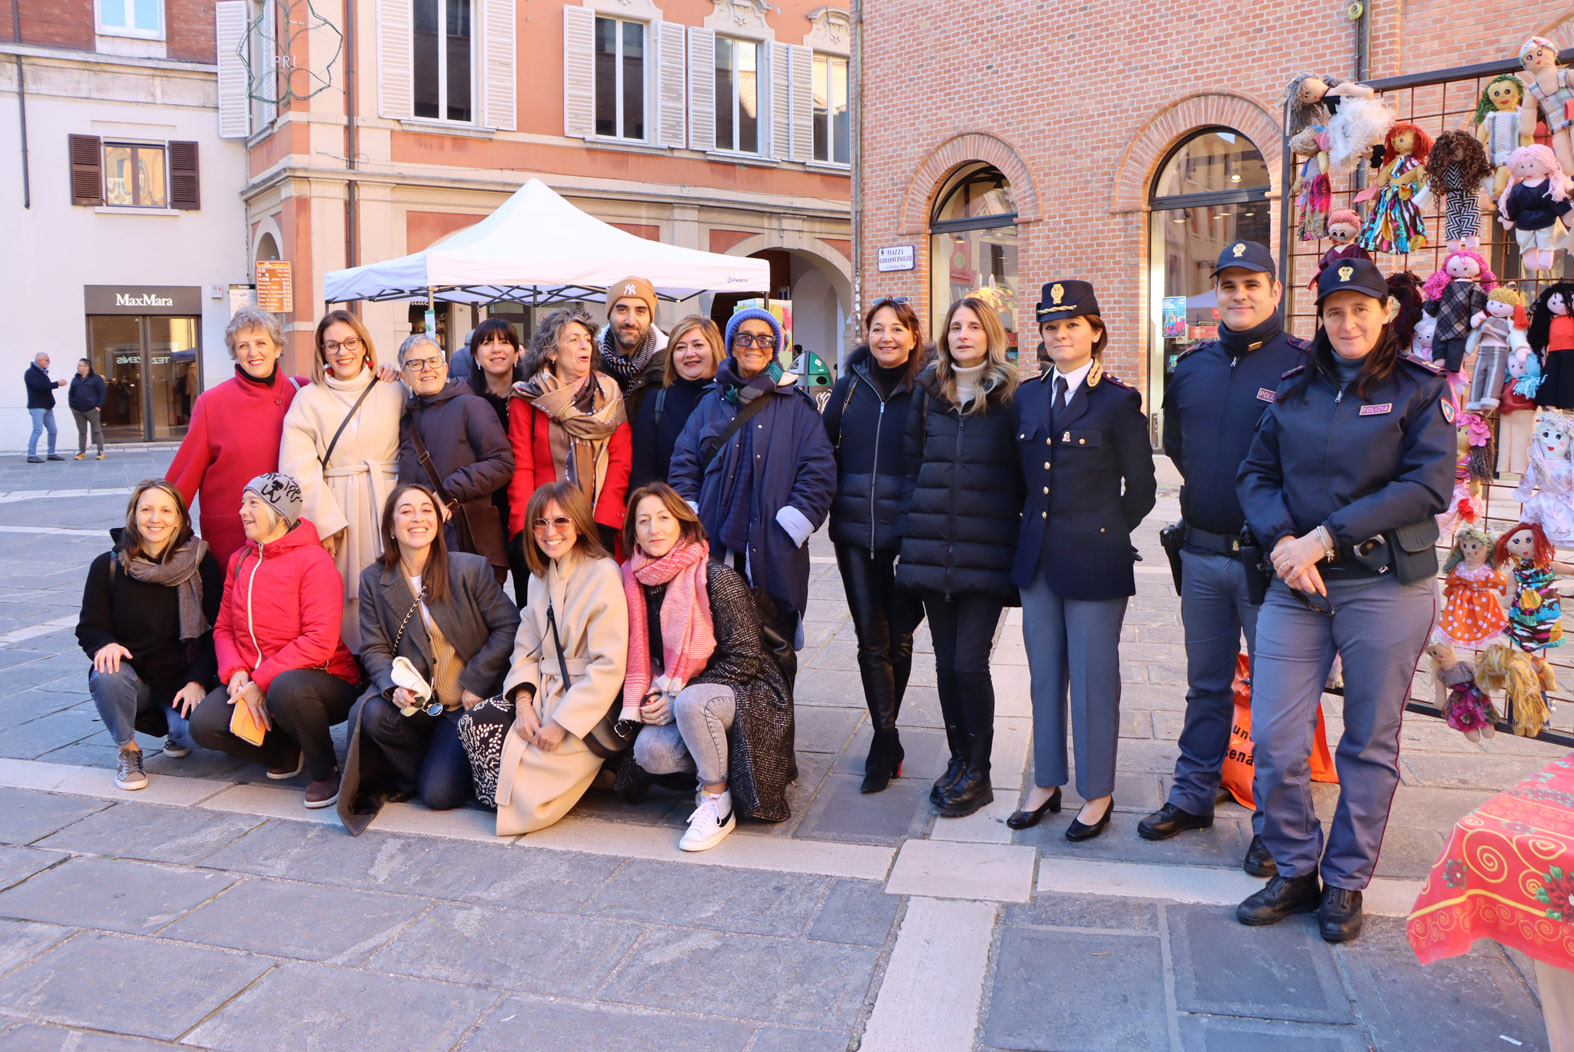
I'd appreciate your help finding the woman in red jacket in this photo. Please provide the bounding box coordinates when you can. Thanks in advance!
[506,307,632,553]
[166,307,307,565]
[188,472,360,808]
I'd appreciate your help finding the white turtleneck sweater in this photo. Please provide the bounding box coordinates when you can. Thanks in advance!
[952,361,987,405]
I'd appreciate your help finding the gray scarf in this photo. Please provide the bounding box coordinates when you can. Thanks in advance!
[119,535,210,641]
[598,324,657,387]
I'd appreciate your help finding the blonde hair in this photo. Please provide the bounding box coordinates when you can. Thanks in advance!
[936,297,1017,414]
[312,309,379,383]
[662,316,725,386]
[1488,286,1525,308]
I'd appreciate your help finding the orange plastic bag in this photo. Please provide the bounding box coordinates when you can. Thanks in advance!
[1220,652,1339,809]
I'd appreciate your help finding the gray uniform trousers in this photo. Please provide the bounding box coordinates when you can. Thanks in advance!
[1168,548,1263,829]
[1250,574,1434,889]
[1020,564,1129,800]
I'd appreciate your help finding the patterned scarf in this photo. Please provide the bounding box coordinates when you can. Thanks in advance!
[621,539,716,715]
[598,325,658,388]
[119,534,210,641]
[514,370,627,506]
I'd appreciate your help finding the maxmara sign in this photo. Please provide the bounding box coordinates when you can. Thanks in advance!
[83,285,202,315]
[116,292,174,308]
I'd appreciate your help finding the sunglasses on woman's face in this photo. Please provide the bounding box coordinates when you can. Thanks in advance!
[733,333,778,349]
[532,516,574,535]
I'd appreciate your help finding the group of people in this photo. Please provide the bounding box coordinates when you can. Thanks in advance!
[25,353,108,462]
[73,247,1453,938]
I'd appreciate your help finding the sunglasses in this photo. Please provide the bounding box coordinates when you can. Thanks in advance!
[733,333,778,349]
[400,698,444,718]
[1288,587,1337,618]
[532,516,575,534]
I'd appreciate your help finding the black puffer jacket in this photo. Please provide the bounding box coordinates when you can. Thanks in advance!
[895,364,1023,604]
[821,344,929,552]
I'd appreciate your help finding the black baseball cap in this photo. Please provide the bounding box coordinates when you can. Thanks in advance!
[1315,257,1388,304]
[1210,240,1276,279]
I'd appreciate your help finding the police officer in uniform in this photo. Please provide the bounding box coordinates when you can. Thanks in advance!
[1009,280,1157,840]
[1235,258,1453,942]
[1138,242,1309,878]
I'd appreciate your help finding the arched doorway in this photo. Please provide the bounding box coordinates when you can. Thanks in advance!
[929,163,1019,359]
[1148,128,1271,417]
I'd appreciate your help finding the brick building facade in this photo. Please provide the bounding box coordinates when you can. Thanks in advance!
[854,3,1574,438]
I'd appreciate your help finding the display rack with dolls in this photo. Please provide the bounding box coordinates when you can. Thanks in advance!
[1518,37,1574,176]
[1464,285,1530,412]
[1498,144,1574,275]
[1284,73,1395,174]
[1498,338,1543,475]
[1514,412,1574,546]
[1290,126,1331,240]
[1422,250,1497,373]
[1356,123,1433,255]
[1308,209,1371,290]
[1474,73,1533,203]
[1532,283,1574,411]
[1424,130,1493,252]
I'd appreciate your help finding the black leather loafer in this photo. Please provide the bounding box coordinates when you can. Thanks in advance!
[1243,834,1278,878]
[1136,802,1213,841]
[1237,873,1321,926]
[1006,788,1062,830]
[1064,799,1114,842]
[1319,886,1363,943]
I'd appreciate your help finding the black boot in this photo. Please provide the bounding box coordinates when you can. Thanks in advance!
[1236,873,1321,926]
[929,719,969,804]
[862,729,905,794]
[936,736,992,817]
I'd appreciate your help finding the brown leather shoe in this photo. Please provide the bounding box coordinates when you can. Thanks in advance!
[304,768,340,809]
[266,745,303,780]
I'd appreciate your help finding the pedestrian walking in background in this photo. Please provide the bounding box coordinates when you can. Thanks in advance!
[821,297,930,793]
[628,315,723,491]
[896,296,1022,818]
[597,276,667,421]
[1235,258,1453,943]
[69,358,107,460]
[1009,281,1156,840]
[24,351,67,462]
[1138,242,1309,877]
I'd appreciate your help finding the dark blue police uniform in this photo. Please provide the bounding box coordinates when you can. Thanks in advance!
[1013,280,1157,831]
[1147,241,1310,852]
[1235,258,1454,940]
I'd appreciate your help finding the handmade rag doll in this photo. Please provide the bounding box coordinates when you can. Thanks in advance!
[1475,642,1550,738]
[1386,270,1426,351]
[1424,129,1493,252]
[1464,285,1529,411]
[1412,305,1438,361]
[1422,250,1496,373]
[1519,37,1574,176]
[1514,418,1574,546]
[1290,126,1332,240]
[1308,209,1371,289]
[1533,283,1574,411]
[1499,341,1543,474]
[1437,412,1493,544]
[1434,525,1509,652]
[1476,74,1533,202]
[1357,123,1433,254]
[1284,73,1394,174]
[1498,144,1574,274]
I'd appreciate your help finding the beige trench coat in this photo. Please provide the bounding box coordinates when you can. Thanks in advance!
[279,372,405,651]
[496,552,628,836]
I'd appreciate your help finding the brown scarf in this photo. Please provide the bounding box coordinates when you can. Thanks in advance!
[119,535,210,641]
[515,370,627,506]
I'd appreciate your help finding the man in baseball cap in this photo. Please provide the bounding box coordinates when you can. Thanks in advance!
[599,275,668,421]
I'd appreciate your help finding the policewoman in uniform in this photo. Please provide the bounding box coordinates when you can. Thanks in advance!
[1138,241,1308,879]
[1010,280,1157,840]
[1235,258,1453,942]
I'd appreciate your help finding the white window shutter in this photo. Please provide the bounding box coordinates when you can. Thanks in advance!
[481,0,515,130]
[259,0,277,125]
[655,21,686,149]
[789,45,813,162]
[563,6,595,138]
[687,27,714,152]
[769,42,789,159]
[377,0,413,120]
[215,2,249,138]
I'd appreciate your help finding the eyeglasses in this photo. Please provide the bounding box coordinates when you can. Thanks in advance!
[733,334,778,350]
[532,516,575,535]
[323,336,364,354]
[402,355,445,372]
[401,699,444,718]
[1288,587,1337,618]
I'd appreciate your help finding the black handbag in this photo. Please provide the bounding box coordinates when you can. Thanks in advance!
[546,600,636,759]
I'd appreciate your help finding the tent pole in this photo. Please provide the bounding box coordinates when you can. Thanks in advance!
[425,287,438,349]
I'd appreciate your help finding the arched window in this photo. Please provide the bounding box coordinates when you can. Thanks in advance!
[929,163,1019,355]
[1148,128,1271,411]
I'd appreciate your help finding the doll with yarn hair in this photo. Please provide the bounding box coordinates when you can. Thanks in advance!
[1518,37,1574,176]
[1424,130,1493,252]
[1514,414,1574,546]
[1438,412,1493,544]
[1385,271,1426,350]
[1499,340,1543,474]
[1533,283,1574,411]
[1290,126,1331,240]
[1475,73,1533,203]
[1422,250,1497,374]
[1498,145,1574,274]
[1284,72,1394,174]
[1494,521,1564,725]
[1308,209,1371,289]
[1434,525,1509,653]
[1357,123,1433,255]
[1464,285,1529,412]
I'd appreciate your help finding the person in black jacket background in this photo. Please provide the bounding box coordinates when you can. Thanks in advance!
[628,315,723,491]
[823,298,930,793]
[896,296,1022,818]
[464,319,529,604]
[69,358,108,461]
[24,352,67,463]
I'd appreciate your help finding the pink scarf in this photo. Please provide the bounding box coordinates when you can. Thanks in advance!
[622,539,717,714]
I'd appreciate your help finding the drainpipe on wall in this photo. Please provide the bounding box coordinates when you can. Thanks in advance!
[343,0,359,304]
[849,0,862,338]
[12,0,29,209]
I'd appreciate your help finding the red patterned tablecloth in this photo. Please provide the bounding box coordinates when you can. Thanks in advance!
[1409,751,1574,968]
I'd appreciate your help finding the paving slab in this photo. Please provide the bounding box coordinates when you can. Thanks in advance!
[159,877,428,961]
[582,857,828,936]
[35,801,262,865]
[0,788,106,844]
[795,772,929,844]
[859,897,995,1052]
[886,839,1036,903]
[748,1026,854,1052]
[1005,892,1161,933]
[807,878,901,946]
[0,845,67,891]
[196,819,439,891]
[0,1023,182,1051]
[456,997,758,1052]
[0,930,272,1040]
[0,918,72,974]
[1175,1016,1373,1052]
[0,856,234,934]
[1339,946,1547,1051]
[1168,903,1354,1024]
[393,839,620,912]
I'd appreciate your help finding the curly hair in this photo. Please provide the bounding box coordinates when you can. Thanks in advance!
[1425,129,1492,188]
[1495,520,1556,570]
[1386,271,1426,350]
[521,306,598,381]
[1380,122,1432,166]
[1283,72,1343,135]
[1421,251,1498,301]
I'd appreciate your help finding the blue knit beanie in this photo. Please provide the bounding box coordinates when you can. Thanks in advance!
[724,307,784,355]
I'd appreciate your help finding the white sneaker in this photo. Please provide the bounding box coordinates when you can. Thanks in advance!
[679,790,736,852]
[115,748,148,791]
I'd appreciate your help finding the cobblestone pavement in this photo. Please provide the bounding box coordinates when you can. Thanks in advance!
[0,449,1560,1051]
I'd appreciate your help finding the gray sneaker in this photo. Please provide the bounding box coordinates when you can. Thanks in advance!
[162,738,191,759]
[115,748,148,791]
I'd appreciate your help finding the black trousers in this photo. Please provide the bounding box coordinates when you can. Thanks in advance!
[835,544,924,731]
[189,668,357,781]
[361,698,472,810]
[922,592,1005,770]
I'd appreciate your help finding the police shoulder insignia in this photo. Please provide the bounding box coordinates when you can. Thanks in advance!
[1400,353,1445,375]
[1441,397,1455,424]
[1101,372,1133,390]
[1172,340,1215,364]
[1280,365,1306,379]
[1285,334,1312,352]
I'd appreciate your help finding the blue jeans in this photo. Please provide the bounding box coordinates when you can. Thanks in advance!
[361,697,473,810]
[632,683,737,786]
[88,664,196,749]
[27,407,56,457]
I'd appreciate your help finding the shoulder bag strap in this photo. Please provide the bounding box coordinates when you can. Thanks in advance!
[545,600,572,688]
[652,387,667,432]
[699,393,772,473]
[320,375,379,470]
[833,377,856,450]
[408,410,476,552]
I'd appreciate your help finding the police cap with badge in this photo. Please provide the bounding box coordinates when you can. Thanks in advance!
[1209,240,1276,279]
[1314,256,1388,304]
[1036,280,1100,323]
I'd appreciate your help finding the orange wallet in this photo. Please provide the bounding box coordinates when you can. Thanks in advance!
[229,698,267,747]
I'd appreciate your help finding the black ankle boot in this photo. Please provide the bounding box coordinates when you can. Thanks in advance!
[862,729,905,794]
[929,723,969,804]
[936,762,992,817]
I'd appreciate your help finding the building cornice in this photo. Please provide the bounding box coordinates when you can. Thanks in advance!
[0,42,216,76]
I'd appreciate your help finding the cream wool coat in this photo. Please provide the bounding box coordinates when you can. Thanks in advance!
[279,371,405,651]
[496,552,628,836]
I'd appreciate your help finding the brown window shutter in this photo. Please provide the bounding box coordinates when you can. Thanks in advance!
[168,141,200,210]
[69,134,102,206]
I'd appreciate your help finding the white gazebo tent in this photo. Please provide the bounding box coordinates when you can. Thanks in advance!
[322,178,770,306]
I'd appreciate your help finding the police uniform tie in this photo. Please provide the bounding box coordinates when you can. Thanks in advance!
[1051,375,1068,431]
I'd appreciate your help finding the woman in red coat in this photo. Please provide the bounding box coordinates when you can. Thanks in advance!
[506,307,632,552]
[167,307,306,565]
[187,472,360,809]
